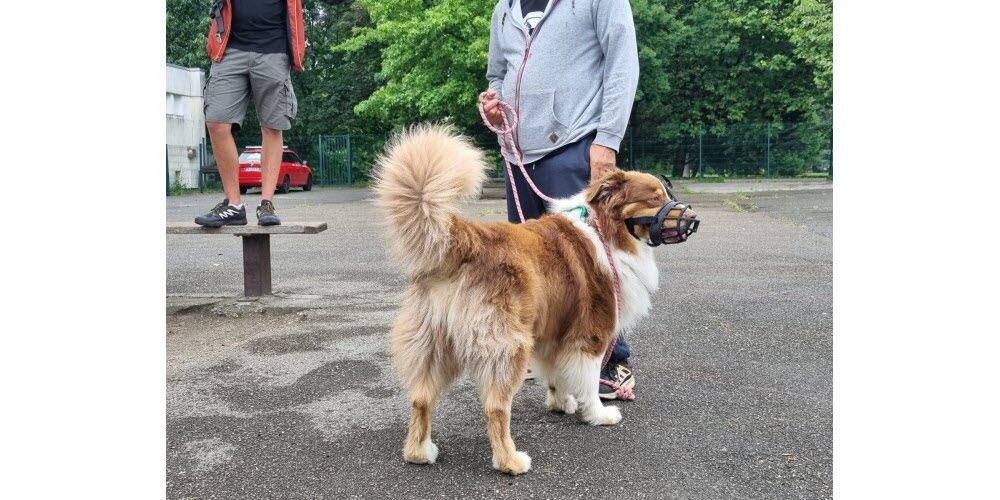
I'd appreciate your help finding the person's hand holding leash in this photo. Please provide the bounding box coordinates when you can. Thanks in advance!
[590,144,617,180]
[480,89,503,126]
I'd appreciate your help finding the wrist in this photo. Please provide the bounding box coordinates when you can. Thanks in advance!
[594,131,622,152]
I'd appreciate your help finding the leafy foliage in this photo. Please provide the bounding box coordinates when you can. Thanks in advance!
[166,0,833,178]
[339,0,495,132]
[624,0,832,175]
[787,0,833,107]
[166,0,213,72]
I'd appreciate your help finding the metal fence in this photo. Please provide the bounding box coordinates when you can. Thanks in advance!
[194,134,380,192]
[619,121,833,178]
[166,143,205,195]
[473,120,832,180]
[317,135,352,185]
[174,120,831,195]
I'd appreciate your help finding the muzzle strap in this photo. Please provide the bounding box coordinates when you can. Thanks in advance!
[623,176,700,246]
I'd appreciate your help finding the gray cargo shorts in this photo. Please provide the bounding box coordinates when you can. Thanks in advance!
[204,47,298,131]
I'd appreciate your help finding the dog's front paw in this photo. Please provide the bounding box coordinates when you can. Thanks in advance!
[545,390,563,412]
[493,451,532,475]
[563,395,578,414]
[403,440,439,464]
[546,391,577,414]
[591,405,622,426]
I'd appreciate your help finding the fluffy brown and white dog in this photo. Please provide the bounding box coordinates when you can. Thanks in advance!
[373,125,695,475]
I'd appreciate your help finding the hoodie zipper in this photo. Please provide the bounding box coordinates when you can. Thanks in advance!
[511,0,560,155]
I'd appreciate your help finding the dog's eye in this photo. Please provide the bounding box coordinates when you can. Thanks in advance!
[649,196,662,204]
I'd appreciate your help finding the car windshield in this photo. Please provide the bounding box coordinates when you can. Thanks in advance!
[239,152,261,163]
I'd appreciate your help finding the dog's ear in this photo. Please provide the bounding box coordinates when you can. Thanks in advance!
[587,170,627,205]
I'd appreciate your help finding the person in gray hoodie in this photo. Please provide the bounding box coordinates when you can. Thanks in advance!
[482,0,640,399]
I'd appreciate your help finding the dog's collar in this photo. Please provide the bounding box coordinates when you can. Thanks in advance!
[564,205,605,236]
[562,205,588,221]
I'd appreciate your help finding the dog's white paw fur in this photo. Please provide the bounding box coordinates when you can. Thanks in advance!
[493,451,532,475]
[589,405,622,426]
[422,440,439,463]
[563,395,578,414]
[546,391,577,414]
[545,390,561,412]
[404,440,439,464]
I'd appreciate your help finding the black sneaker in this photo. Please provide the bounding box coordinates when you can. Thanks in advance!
[257,199,281,226]
[599,362,635,400]
[194,199,247,227]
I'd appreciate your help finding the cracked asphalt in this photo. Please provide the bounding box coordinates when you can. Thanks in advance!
[166,179,832,499]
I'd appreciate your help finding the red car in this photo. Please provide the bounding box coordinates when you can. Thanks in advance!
[238,146,313,194]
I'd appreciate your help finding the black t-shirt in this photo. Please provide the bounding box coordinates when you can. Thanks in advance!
[521,0,549,35]
[228,0,289,54]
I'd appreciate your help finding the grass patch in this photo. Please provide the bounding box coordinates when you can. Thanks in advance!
[694,176,725,183]
[678,185,693,194]
[169,177,187,196]
[799,172,831,178]
[733,191,750,201]
[722,199,745,212]
[722,197,758,212]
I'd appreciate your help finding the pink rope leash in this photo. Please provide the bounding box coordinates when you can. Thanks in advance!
[478,95,633,401]
[592,214,635,401]
[478,94,555,223]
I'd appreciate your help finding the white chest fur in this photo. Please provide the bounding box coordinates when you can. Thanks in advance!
[551,195,660,333]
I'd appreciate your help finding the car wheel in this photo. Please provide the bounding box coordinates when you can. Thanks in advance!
[278,175,291,194]
[239,186,248,194]
[303,174,313,191]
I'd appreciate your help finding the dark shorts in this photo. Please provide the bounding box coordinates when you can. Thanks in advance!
[204,47,298,131]
[504,132,595,223]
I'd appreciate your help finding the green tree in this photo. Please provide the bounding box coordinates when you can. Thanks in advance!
[787,0,833,108]
[168,0,833,178]
[626,0,832,176]
[290,1,382,138]
[166,0,213,72]
[339,0,495,133]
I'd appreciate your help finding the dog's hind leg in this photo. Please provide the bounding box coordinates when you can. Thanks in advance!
[401,362,457,465]
[391,316,460,465]
[472,343,532,475]
[400,354,460,465]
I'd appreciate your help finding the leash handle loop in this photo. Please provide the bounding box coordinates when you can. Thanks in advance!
[478,95,556,223]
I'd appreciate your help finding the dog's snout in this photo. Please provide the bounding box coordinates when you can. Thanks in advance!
[683,208,698,219]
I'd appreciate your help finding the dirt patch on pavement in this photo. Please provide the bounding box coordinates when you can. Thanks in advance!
[167,309,307,373]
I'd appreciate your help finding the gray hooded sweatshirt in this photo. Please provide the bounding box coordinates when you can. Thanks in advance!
[486,0,640,164]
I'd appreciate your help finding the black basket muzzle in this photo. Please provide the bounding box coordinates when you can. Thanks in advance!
[623,175,700,246]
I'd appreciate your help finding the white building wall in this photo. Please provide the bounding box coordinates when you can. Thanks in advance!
[166,64,206,189]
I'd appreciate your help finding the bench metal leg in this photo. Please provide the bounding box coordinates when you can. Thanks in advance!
[241,234,272,297]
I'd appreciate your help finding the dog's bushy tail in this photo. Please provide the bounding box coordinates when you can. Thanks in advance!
[373,124,487,275]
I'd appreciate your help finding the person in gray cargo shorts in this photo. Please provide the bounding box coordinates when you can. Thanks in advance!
[195,0,299,227]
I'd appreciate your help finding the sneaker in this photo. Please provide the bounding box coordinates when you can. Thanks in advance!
[195,199,247,227]
[599,362,635,400]
[257,200,281,226]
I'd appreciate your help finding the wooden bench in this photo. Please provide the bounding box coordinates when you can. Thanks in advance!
[167,222,328,297]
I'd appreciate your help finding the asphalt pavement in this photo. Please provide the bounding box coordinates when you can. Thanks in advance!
[166,180,832,499]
